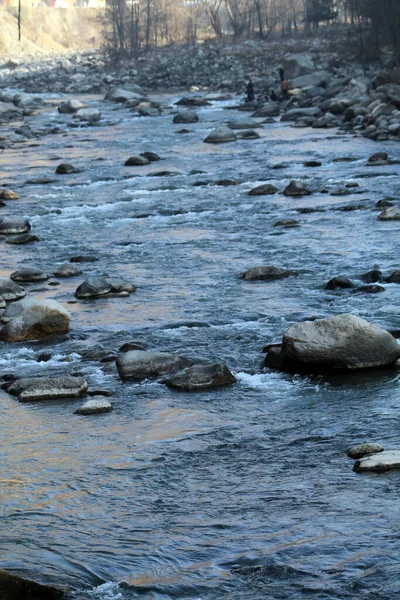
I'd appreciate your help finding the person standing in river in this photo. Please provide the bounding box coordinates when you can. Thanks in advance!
[246,78,255,103]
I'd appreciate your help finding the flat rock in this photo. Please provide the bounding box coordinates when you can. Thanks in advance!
[248,184,278,196]
[165,363,236,391]
[347,443,384,459]
[74,397,113,415]
[280,313,400,373]
[204,126,237,143]
[10,268,48,283]
[0,298,70,341]
[0,569,64,600]
[281,107,320,122]
[0,217,30,234]
[354,450,400,472]
[6,234,40,245]
[241,266,298,281]
[252,103,280,117]
[116,350,192,381]
[175,97,210,107]
[54,263,82,277]
[8,376,87,401]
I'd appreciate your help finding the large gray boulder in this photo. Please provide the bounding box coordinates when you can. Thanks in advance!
[353,450,400,472]
[281,107,321,122]
[248,183,278,196]
[74,397,112,415]
[105,85,147,103]
[74,108,101,123]
[204,126,237,143]
[280,314,400,373]
[0,298,70,341]
[0,217,30,234]
[165,363,236,391]
[53,262,83,277]
[8,376,87,401]
[116,350,192,381]
[10,268,48,283]
[283,54,315,78]
[58,99,87,114]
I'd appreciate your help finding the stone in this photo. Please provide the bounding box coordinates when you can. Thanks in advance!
[0,569,64,600]
[6,234,39,245]
[116,350,192,381]
[0,298,70,341]
[283,181,310,196]
[252,103,279,117]
[0,277,25,302]
[165,363,236,391]
[291,71,330,88]
[8,376,87,401]
[378,206,400,221]
[367,151,388,166]
[75,276,113,299]
[281,107,320,122]
[227,120,263,130]
[0,217,30,234]
[58,99,86,113]
[385,270,400,283]
[53,263,83,277]
[74,397,112,415]
[119,341,147,352]
[10,268,48,283]
[175,97,210,107]
[124,156,150,166]
[283,54,315,78]
[303,161,321,167]
[273,219,299,228]
[74,108,101,123]
[280,314,400,374]
[0,102,22,122]
[0,189,18,200]
[204,126,237,143]
[354,450,400,472]
[139,106,161,117]
[105,86,147,103]
[248,184,278,196]
[236,130,260,139]
[360,269,382,283]
[56,163,81,174]
[347,443,384,459]
[173,110,199,124]
[325,276,354,290]
[241,266,298,281]
[140,152,160,162]
[354,285,385,294]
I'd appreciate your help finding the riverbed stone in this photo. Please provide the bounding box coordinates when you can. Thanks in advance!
[281,107,320,122]
[105,86,147,103]
[116,350,192,381]
[75,276,113,299]
[53,263,83,277]
[8,376,87,401]
[252,103,279,117]
[241,266,298,281]
[74,108,101,122]
[70,255,99,263]
[204,126,237,143]
[280,313,400,373]
[283,180,310,196]
[385,270,400,283]
[367,151,388,166]
[176,97,210,107]
[325,276,354,290]
[58,99,86,113]
[360,269,382,283]
[0,298,70,341]
[10,268,48,283]
[165,363,236,391]
[140,152,160,162]
[0,277,25,302]
[347,443,384,459]
[173,110,199,124]
[6,233,40,245]
[124,155,150,166]
[0,189,18,200]
[56,163,81,174]
[0,217,30,234]
[248,184,278,196]
[377,206,400,220]
[74,397,113,415]
[353,450,400,472]
[0,569,64,600]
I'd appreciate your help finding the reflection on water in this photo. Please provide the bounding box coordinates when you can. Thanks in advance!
[0,92,399,599]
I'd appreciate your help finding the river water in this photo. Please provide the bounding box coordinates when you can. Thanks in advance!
[0,92,399,599]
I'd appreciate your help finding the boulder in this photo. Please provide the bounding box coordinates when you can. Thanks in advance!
[236,130,260,139]
[138,106,161,117]
[105,86,147,103]
[204,126,237,144]
[56,164,81,175]
[140,152,160,162]
[0,217,30,234]
[173,110,199,124]
[241,266,298,281]
[0,569,64,600]
[248,184,278,196]
[0,189,18,200]
[58,99,86,114]
[347,443,384,459]
[385,270,400,283]
[354,450,400,473]
[6,234,39,245]
[387,84,400,109]
[280,314,400,373]
[273,219,299,228]
[283,54,315,78]
[75,276,112,299]
[10,268,48,283]
[325,276,354,290]
[0,277,25,302]
[283,181,310,196]
[0,102,22,122]
[175,97,210,107]
[74,397,112,415]
[291,71,330,88]
[252,103,280,117]
[281,107,320,122]
[0,298,70,341]
[303,161,321,167]
[227,120,263,130]
[165,363,236,391]
[8,376,87,401]
[378,206,400,221]
[124,156,150,166]
[360,269,382,283]
[70,255,99,263]
[53,263,82,278]
[367,151,388,166]
[74,108,101,123]
[116,350,192,381]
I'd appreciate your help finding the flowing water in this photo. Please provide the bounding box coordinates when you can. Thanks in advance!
[0,92,399,599]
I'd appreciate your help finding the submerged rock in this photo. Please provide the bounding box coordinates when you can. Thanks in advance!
[74,397,112,415]
[360,269,382,283]
[325,276,354,290]
[0,298,70,341]
[53,263,83,277]
[204,126,237,143]
[347,443,384,459]
[385,270,400,283]
[8,376,87,401]
[0,217,30,234]
[248,183,278,196]
[55,163,81,175]
[124,156,150,166]
[70,255,99,263]
[173,111,199,124]
[116,350,192,381]
[241,266,298,281]
[10,268,48,283]
[6,234,39,245]
[354,450,400,472]
[283,181,310,197]
[279,314,400,374]
[140,151,160,162]
[0,569,64,600]
[165,363,236,391]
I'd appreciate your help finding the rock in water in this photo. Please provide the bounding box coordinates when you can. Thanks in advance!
[74,397,112,415]
[347,443,384,459]
[204,126,237,144]
[173,111,199,124]
[58,99,86,114]
[280,314,400,374]
[6,234,39,245]
[378,206,400,221]
[385,270,400,283]
[75,276,112,299]
[75,108,101,122]
[0,189,18,200]
[53,263,83,277]
[283,181,310,196]
[116,350,192,381]
[241,266,298,281]
[10,268,48,283]
[353,450,400,472]
[325,276,354,290]
[165,363,236,391]
[0,569,64,600]
[0,277,25,301]
[248,184,278,196]
[0,298,70,341]
[124,156,150,166]
[55,164,81,175]
[0,217,30,234]
[7,376,87,401]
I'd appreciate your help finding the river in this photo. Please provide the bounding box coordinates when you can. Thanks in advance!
[0,92,399,599]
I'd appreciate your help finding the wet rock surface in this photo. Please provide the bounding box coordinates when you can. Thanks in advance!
[116,350,193,381]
